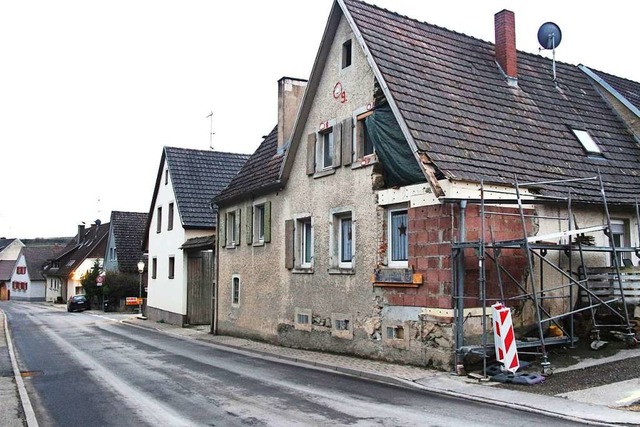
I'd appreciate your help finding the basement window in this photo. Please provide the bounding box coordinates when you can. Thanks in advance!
[386,325,405,340]
[294,307,312,331]
[572,129,602,156]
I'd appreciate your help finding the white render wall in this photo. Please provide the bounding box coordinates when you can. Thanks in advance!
[0,239,24,260]
[146,158,214,318]
[9,253,45,301]
[147,157,186,316]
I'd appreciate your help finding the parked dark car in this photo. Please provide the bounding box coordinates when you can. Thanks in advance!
[67,295,90,312]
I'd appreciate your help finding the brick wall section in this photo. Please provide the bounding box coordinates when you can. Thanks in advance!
[385,203,534,310]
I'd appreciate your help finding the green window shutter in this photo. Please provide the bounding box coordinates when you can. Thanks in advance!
[246,204,253,245]
[332,121,342,168]
[285,219,294,269]
[342,117,353,166]
[235,208,242,245]
[219,213,226,247]
[306,133,316,175]
[264,201,272,243]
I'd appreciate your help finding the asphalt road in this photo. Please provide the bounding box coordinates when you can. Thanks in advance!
[3,302,587,427]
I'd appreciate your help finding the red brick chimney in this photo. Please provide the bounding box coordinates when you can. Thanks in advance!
[494,10,517,82]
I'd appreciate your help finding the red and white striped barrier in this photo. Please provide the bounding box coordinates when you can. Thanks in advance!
[491,302,520,373]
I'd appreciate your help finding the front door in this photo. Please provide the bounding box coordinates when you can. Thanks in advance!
[186,250,214,325]
[0,282,7,301]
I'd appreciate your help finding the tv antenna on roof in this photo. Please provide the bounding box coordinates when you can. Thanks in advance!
[206,111,215,150]
[537,22,562,85]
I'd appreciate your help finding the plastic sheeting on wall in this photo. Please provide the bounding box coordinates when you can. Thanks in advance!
[365,102,426,187]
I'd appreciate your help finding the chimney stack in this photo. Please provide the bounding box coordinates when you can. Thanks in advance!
[77,224,85,245]
[494,10,518,84]
[277,77,307,151]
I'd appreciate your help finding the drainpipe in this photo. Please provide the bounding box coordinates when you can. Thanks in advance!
[211,206,219,335]
[455,200,467,367]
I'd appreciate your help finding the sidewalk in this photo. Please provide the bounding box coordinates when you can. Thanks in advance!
[121,315,640,426]
[3,304,640,426]
[1,309,28,427]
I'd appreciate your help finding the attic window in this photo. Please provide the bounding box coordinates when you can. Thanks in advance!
[572,129,602,156]
[342,39,352,69]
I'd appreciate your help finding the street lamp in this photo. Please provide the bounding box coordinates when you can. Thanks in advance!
[137,260,146,319]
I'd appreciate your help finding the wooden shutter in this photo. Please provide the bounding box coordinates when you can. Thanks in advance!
[332,121,342,168]
[264,201,272,243]
[356,117,365,160]
[285,219,294,269]
[306,133,316,175]
[246,204,253,245]
[219,213,226,247]
[342,117,353,166]
[235,208,241,245]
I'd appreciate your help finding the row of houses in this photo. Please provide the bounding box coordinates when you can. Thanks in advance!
[0,211,149,304]
[142,0,640,370]
[4,0,639,371]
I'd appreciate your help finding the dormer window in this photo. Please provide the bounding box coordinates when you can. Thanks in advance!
[572,129,602,156]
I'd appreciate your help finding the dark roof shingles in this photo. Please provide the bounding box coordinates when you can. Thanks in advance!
[343,0,640,203]
[215,127,282,204]
[111,211,148,273]
[165,147,250,227]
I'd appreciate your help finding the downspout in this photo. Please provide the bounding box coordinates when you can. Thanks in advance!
[211,206,219,335]
[455,200,467,368]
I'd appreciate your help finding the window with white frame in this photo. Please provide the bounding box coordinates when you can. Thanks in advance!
[109,247,117,262]
[232,276,240,306]
[318,129,334,170]
[299,218,313,268]
[226,210,239,247]
[255,204,265,242]
[388,207,408,267]
[331,210,354,270]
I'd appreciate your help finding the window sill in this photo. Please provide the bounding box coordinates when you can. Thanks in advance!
[292,267,314,274]
[328,268,355,275]
[351,154,377,169]
[313,168,336,179]
[224,244,238,250]
[372,268,422,287]
[252,241,265,247]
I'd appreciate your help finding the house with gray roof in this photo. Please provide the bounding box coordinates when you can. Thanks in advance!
[143,146,249,326]
[9,244,64,302]
[214,0,640,370]
[42,221,110,302]
[0,238,24,300]
[103,211,148,274]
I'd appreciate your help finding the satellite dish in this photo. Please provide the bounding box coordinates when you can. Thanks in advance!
[537,22,562,50]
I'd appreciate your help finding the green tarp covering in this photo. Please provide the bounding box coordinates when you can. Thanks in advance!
[365,103,426,187]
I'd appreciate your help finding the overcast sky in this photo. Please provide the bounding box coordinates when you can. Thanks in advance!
[1,0,638,239]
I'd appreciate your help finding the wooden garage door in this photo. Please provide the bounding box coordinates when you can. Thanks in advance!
[186,250,213,325]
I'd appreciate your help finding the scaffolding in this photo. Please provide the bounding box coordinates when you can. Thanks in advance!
[451,173,639,376]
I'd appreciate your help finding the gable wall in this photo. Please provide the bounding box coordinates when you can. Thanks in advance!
[147,157,189,323]
[8,253,45,301]
[103,225,118,272]
[279,15,382,334]
[0,240,24,260]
